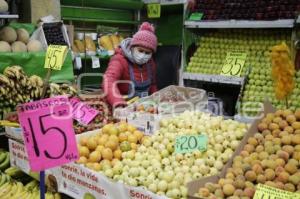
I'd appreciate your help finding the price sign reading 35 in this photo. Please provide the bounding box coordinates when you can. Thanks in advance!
[44,45,68,71]
[18,96,79,171]
[175,135,208,154]
[221,52,247,77]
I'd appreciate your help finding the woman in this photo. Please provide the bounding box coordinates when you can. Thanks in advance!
[103,22,158,107]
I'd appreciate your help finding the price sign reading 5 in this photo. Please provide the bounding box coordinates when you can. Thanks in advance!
[147,3,161,18]
[44,45,68,71]
[18,96,79,172]
[221,52,247,77]
[175,135,208,154]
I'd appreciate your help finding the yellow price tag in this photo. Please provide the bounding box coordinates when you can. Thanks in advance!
[0,120,20,127]
[147,3,161,18]
[221,52,247,77]
[44,45,68,71]
[253,184,299,199]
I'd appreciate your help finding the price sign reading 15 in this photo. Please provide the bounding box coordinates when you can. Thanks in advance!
[44,45,68,71]
[17,96,79,171]
[175,135,208,154]
[70,97,99,125]
[221,52,247,77]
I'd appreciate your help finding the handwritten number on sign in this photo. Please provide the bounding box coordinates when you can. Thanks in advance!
[221,52,247,77]
[48,49,60,69]
[28,114,67,159]
[180,136,189,150]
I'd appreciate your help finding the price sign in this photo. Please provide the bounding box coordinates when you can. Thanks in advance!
[44,45,68,70]
[221,52,247,77]
[189,12,204,21]
[147,3,161,18]
[175,135,208,154]
[70,97,99,125]
[253,184,300,199]
[17,96,79,172]
[91,56,100,69]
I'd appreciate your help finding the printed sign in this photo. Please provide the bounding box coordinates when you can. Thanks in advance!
[175,135,208,154]
[92,56,101,69]
[70,97,99,125]
[17,96,78,171]
[253,184,300,199]
[221,52,247,77]
[189,12,204,21]
[44,45,68,70]
[147,3,161,18]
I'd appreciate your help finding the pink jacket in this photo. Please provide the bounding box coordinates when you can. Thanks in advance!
[102,47,157,107]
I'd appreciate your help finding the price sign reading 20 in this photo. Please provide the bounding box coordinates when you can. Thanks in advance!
[18,96,79,171]
[175,135,208,154]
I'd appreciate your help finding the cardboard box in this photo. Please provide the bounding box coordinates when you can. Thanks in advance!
[30,21,71,50]
[187,102,276,198]
[5,126,24,143]
[114,85,208,135]
[54,129,167,199]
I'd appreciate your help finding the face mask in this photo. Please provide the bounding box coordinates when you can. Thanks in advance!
[132,48,152,65]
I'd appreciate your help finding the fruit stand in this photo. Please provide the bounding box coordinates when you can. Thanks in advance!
[0,0,300,199]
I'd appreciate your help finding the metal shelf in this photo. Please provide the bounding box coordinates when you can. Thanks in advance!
[0,14,19,19]
[183,72,245,85]
[143,0,186,5]
[185,19,295,29]
[63,17,139,25]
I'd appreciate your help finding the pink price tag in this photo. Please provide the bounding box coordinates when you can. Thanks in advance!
[70,97,99,125]
[17,96,79,172]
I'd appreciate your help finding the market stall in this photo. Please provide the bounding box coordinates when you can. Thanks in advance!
[0,0,300,199]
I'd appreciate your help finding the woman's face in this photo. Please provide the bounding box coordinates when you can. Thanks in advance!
[131,46,153,65]
[134,46,153,55]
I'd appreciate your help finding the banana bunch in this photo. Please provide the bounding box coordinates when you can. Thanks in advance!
[29,75,44,100]
[0,65,78,118]
[0,179,61,199]
[48,83,77,98]
[5,167,26,179]
[0,151,10,171]
[271,42,296,100]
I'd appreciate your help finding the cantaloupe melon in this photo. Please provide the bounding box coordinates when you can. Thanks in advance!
[0,41,11,52]
[27,40,43,52]
[11,41,27,52]
[0,0,8,13]
[17,28,29,44]
[0,27,17,43]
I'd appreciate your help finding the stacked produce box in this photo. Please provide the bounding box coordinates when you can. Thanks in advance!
[189,106,300,199]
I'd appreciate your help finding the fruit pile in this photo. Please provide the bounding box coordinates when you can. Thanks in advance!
[0,65,77,118]
[0,150,10,171]
[193,0,300,20]
[197,109,300,199]
[241,64,300,116]
[96,112,248,198]
[0,149,62,199]
[99,34,124,51]
[0,26,43,52]
[186,29,290,77]
[74,97,114,134]
[43,22,68,46]
[77,122,145,172]
[0,174,61,199]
